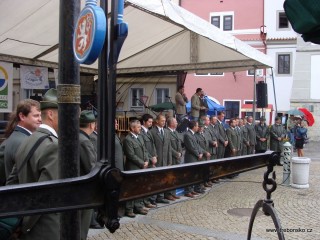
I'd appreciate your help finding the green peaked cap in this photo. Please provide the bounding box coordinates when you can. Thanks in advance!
[80,110,96,124]
[40,88,58,110]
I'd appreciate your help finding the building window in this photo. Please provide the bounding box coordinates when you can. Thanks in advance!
[247,69,255,76]
[277,54,291,74]
[278,12,289,29]
[224,101,240,119]
[211,16,220,28]
[131,88,144,107]
[223,15,233,31]
[156,88,169,104]
[210,12,234,31]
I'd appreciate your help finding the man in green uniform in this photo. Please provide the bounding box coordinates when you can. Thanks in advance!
[13,89,60,240]
[166,117,183,199]
[184,121,208,197]
[1,99,41,184]
[255,116,269,153]
[226,118,240,157]
[123,120,149,217]
[150,114,172,204]
[79,110,97,239]
[246,116,257,154]
[270,116,287,159]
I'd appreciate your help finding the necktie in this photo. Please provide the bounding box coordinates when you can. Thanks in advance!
[160,129,164,138]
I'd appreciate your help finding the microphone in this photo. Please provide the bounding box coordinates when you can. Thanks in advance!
[166,95,171,99]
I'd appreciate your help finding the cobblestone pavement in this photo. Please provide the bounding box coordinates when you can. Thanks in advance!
[88,142,320,240]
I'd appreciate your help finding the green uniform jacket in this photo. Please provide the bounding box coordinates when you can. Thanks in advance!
[195,132,209,160]
[4,126,31,178]
[226,127,240,155]
[240,125,249,155]
[255,124,269,151]
[150,127,172,167]
[270,124,286,152]
[235,126,243,154]
[184,130,205,163]
[140,127,157,164]
[79,130,96,176]
[79,130,96,240]
[204,126,217,156]
[190,93,201,118]
[15,127,60,240]
[89,131,98,153]
[246,123,257,146]
[168,129,183,165]
[123,133,148,170]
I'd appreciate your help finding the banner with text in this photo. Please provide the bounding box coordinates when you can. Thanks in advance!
[20,65,49,89]
[0,61,13,112]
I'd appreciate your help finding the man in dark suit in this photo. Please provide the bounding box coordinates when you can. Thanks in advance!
[150,114,172,203]
[3,99,41,180]
[123,120,149,217]
[215,112,228,159]
[79,110,97,239]
[140,114,157,208]
[10,89,60,240]
[183,121,208,197]
[226,118,240,157]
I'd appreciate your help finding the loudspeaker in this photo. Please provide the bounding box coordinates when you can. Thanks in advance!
[256,82,268,108]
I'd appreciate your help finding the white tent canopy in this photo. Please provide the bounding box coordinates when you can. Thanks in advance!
[0,0,272,74]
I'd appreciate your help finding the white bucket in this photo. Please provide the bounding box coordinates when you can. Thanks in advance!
[291,157,311,189]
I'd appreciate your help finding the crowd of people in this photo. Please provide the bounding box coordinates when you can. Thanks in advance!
[0,87,310,239]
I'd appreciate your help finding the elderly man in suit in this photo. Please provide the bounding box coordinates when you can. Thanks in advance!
[201,115,218,160]
[10,89,60,240]
[2,99,41,181]
[175,86,188,123]
[255,116,269,153]
[150,114,173,203]
[166,117,183,199]
[123,120,149,218]
[246,116,257,154]
[191,88,206,121]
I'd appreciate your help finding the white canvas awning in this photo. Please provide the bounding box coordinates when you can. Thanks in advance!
[0,0,272,74]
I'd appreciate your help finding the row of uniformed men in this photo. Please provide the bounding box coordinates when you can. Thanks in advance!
[116,111,256,218]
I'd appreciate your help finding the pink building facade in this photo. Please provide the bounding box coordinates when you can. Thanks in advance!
[180,0,267,119]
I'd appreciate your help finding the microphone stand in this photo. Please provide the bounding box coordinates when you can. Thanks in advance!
[135,98,157,115]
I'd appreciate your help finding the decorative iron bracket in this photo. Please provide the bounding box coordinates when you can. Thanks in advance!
[247,153,285,240]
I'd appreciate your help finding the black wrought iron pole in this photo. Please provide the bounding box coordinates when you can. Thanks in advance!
[97,0,108,163]
[107,0,119,168]
[58,0,81,239]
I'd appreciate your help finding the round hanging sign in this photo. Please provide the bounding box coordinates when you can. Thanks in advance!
[73,1,106,65]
